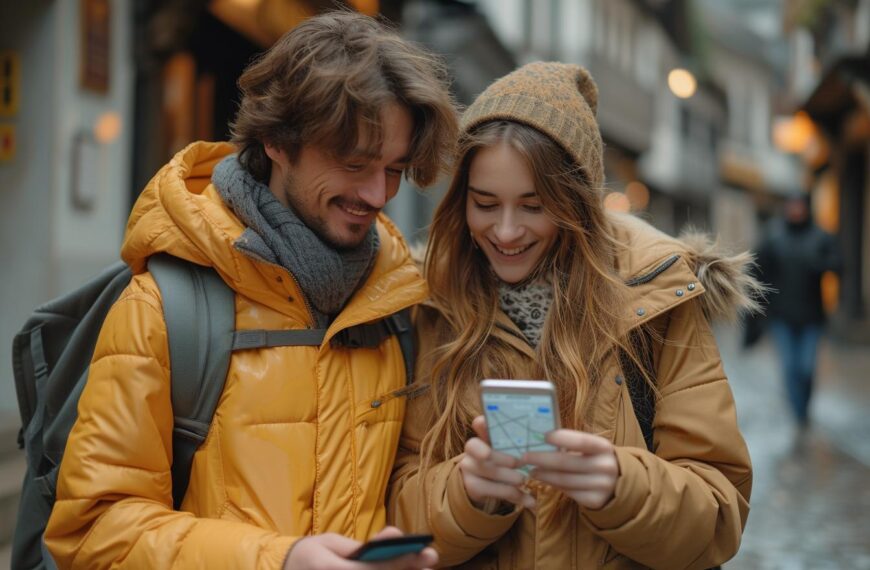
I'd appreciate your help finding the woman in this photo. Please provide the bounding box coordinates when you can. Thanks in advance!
[388,62,760,569]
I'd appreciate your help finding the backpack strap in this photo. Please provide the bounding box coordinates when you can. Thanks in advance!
[17,326,50,479]
[326,308,415,385]
[232,308,416,385]
[388,309,415,386]
[232,329,326,350]
[147,254,235,510]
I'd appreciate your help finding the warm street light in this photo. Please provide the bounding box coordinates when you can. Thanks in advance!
[773,111,817,154]
[94,111,122,144]
[668,68,697,99]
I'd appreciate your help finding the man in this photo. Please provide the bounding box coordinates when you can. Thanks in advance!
[44,12,457,569]
[756,193,841,427]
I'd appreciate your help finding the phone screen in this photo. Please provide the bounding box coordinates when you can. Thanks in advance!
[481,391,558,461]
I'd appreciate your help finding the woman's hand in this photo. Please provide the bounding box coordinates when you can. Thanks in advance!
[458,416,535,511]
[523,430,619,510]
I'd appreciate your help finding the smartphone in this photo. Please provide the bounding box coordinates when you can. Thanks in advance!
[348,534,434,562]
[480,379,560,466]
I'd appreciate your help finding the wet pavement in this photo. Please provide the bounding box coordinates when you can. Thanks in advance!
[716,325,870,569]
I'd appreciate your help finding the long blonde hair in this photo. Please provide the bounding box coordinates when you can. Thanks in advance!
[420,121,649,470]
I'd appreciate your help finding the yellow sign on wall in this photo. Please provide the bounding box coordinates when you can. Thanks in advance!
[0,51,21,117]
[0,124,15,161]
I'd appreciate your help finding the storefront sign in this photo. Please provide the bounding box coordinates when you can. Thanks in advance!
[81,0,111,93]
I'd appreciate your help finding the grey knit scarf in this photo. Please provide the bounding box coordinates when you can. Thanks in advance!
[212,154,379,327]
[498,280,554,348]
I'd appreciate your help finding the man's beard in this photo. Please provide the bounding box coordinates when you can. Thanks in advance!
[281,172,369,251]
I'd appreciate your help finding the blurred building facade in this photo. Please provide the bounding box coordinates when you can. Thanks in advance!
[1,0,135,421]
[785,0,870,341]
[699,0,802,250]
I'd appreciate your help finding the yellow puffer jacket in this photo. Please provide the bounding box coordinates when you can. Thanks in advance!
[44,141,427,569]
[389,213,755,569]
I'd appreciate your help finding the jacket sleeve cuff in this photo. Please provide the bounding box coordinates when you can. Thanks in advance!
[261,535,300,570]
[446,463,521,540]
[580,447,649,531]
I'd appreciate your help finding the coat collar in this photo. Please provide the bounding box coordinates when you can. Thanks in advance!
[619,253,705,333]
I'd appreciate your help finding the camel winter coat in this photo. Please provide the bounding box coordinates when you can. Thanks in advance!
[45,142,427,569]
[388,213,755,569]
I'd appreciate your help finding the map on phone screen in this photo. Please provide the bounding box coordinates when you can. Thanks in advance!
[482,392,558,462]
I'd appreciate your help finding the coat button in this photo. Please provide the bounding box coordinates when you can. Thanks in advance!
[276,275,283,283]
[615,375,624,385]
[636,308,646,316]
[287,295,294,302]
[676,289,684,297]
[371,400,382,408]
[688,283,696,291]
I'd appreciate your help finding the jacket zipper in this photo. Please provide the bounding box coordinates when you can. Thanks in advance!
[624,254,680,287]
[283,268,316,326]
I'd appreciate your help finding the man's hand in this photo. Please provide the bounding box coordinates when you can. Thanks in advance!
[458,416,535,510]
[283,526,438,570]
[523,429,619,510]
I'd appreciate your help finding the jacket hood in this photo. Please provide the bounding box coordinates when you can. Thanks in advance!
[122,141,425,319]
[122,142,239,274]
[609,212,766,322]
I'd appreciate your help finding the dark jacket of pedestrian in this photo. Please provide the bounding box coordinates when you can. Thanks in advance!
[756,215,840,326]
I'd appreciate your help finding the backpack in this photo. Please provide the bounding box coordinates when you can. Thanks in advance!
[11,253,415,570]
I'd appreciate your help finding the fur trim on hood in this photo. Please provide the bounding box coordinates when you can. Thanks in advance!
[679,229,768,323]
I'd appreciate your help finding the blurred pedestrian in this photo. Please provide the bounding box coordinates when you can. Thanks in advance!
[388,62,762,569]
[756,193,841,427]
[42,11,456,570]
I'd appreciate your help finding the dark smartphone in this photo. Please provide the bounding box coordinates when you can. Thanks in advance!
[348,534,434,562]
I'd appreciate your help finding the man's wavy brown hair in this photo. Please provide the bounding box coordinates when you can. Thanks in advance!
[230,11,458,185]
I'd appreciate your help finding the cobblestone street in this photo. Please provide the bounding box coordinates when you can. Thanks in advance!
[717,325,870,569]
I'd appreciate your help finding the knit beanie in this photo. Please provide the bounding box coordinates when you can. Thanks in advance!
[461,61,604,189]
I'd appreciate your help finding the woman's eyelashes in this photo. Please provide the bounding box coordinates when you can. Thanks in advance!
[471,200,544,213]
[472,200,498,211]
